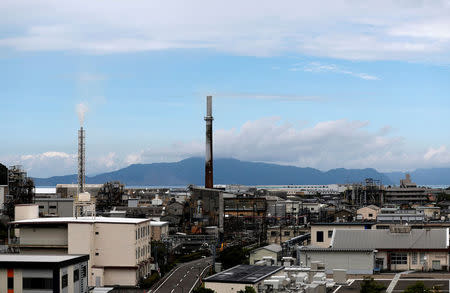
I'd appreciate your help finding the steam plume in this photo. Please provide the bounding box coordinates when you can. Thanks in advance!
[76,103,89,126]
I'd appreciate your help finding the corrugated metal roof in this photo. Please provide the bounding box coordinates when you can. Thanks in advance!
[204,265,284,284]
[254,244,282,253]
[332,229,448,250]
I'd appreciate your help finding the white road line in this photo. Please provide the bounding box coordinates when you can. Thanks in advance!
[171,289,174,293]
[152,264,185,293]
[189,264,211,293]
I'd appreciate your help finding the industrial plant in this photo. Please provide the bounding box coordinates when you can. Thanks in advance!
[1,96,450,293]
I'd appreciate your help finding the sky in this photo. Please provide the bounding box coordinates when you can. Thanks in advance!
[1,0,450,177]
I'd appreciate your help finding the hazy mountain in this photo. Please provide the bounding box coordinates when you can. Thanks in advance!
[33,157,392,186]
[384,168,450,186]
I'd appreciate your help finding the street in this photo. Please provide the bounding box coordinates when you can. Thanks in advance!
[151,257,212,293]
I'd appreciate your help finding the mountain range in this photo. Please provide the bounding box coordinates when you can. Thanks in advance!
[33,157,393,186]
[32,157,450,187]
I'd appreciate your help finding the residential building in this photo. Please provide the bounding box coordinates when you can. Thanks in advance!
[357,205,380,221]
[249,244,282,265]
[310,222,374,248]
[10,217,151,287]
[0,254,89,293]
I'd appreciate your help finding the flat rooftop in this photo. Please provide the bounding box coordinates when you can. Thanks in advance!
[204,265,284,284]
[11,216,150,225]
[0,254,89,268]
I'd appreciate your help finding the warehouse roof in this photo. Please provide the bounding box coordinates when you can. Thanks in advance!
[11,216,150,225]
[332,228,448,250]
[204,265,284,284]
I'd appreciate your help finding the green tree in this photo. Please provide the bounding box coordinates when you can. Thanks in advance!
[193,287,215,293]
[403,281,431,293]
[360,277,386,293]
[217,246,248,269]
[238,286,257,293]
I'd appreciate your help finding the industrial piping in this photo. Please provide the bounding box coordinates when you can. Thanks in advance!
[205,96,214,188]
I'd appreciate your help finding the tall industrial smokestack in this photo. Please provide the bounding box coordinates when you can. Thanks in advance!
[205,96,213,188]
[78,127,85,194]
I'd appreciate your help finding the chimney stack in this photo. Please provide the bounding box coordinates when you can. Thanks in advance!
[78,127,85,194]
[205,96,213,188]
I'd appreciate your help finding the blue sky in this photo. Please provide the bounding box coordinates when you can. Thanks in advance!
[1,0,450,177]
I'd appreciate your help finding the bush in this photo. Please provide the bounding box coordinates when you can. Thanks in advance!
[138,272,160,289]
[360,277,386,293]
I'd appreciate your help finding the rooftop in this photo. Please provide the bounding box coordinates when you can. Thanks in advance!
[332,228,448,250]
[0,254,89,268]
[11,216,150,225]
[254,244,282,253]
[204,265,284,284]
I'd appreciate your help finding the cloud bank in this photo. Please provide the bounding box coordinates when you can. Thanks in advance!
[6,117,450,177]
[0,1,450,62]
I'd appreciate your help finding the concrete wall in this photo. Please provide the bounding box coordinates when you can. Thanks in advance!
[20,226,68,246]
[298,250,375,274]
[36,199,74,217]
[104,268,136,287]
[205,282,256,293]
[94,223,137,267]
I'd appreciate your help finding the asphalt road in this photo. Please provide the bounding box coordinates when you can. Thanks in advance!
[151,257,212,293]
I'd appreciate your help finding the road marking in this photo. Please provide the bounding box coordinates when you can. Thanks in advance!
[171,289,174,293]
[180,279,183,282]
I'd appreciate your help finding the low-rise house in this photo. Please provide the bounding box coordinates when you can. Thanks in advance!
[357,205,380,221]
[416,206,441,220]
[249,244,282,265]
[166,201,184,216]
[204,265,284,293]
[150,221,169,241]
[310,222,375,248]
[0,254,89,293]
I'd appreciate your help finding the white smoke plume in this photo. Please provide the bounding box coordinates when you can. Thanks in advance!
[76,103,89,126]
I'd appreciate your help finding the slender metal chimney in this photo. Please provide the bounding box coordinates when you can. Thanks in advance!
[205,96,213,188]
[78,127,85,194]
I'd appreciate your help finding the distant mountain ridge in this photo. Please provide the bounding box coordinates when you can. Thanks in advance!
[384,168,450,186]
[33,157,392,186]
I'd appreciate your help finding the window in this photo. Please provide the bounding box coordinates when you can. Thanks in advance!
[284,231,290,236]
[39,205,44,209]
[95,252,99,256]
[328,230,333,238]
[8,277,13,290]
[270,231,277,236]
[74,269,80,282]
[420,253,426,264]
[95,231,99,235]
[49,205,57,209]
[81,265,87,278]
[23,278,53,289]
[61,274,68,288]
[391,252,407,264]
[368,213,373,217]
[412,252,418,265]
[316,231,324,242]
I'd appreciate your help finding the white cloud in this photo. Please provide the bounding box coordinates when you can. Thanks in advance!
[294,62,379,80]
[5,118,450,177]
[0,1,449,61]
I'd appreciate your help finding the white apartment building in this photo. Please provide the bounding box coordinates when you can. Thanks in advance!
[10,217,152,287]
